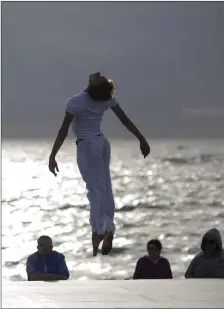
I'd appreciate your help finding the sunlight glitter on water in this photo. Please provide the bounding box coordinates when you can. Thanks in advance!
[2,139,224,280]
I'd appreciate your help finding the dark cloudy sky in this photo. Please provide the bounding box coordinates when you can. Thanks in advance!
[2,1,224,139]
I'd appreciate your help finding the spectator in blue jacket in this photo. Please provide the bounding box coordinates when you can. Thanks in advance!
[26,235,69,281]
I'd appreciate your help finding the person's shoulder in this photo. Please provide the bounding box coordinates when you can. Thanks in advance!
[159,256,170,263]
[73,91,86,99]
[193,251,204,259]
[67,91,86,105]
[52,250,65,260]
[137,256,148,263]
[188,251,204,264]
[27,251,38,261]
[108,95,118,108]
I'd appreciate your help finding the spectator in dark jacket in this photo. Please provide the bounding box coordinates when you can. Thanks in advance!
[185,228,224,279]
[133,239,173,279]
[26,235,69,281]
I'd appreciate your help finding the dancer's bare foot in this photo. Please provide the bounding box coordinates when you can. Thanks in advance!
[92,233,104,256]
[102,231,114,255]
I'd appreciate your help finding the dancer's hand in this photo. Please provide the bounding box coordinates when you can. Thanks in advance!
[139,138,150,158]
[48,155,59,176]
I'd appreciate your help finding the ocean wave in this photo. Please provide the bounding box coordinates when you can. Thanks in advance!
[163,154,220,165]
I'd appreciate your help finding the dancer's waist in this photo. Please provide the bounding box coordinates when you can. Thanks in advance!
[76,133,103,145]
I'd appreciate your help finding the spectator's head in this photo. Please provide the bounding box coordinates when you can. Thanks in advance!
[147,239,162,260]
[37,235,53,256]
[201,228,223,256]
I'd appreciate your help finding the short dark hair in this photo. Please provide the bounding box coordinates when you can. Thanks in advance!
[86,80,114,101]
[147,239,162,251]
[38,235,52,244]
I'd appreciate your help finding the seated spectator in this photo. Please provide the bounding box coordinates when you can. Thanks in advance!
[26,235,69,281]
[133,239,173,279]
[185,228,224,278]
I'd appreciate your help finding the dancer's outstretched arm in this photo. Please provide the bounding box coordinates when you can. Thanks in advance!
[49,112,74,176]
[111,104,150,158]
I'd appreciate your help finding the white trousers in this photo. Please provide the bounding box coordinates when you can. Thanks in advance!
[76,134,116,235]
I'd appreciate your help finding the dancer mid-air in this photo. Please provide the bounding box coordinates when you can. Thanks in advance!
[48,73,150,256]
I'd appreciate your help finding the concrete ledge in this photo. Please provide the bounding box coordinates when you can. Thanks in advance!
[2,279,224,308]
